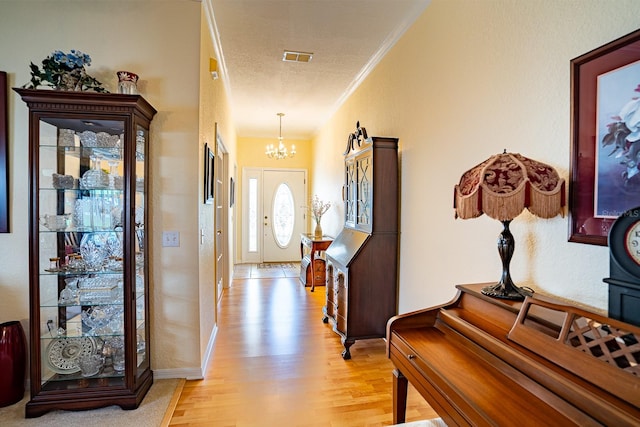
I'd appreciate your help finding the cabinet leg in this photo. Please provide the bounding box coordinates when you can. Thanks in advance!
[310,256,315,292]
[393,368,408,424]
[341,341,353,360]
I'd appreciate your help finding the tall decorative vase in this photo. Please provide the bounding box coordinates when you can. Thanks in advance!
[314,220,323,239]
[117,71,139,94]
[0,321,27,407]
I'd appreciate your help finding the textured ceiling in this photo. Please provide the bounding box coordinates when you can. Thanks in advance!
[206,0,430,140]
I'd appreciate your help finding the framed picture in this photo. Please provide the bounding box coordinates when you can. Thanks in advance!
[204,142,214,204]
[569,28,640,246]
[0,71,8,233]
[230,177,235,207]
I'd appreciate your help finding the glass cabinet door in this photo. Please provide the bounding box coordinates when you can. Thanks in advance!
[344,157,356,228]
[37,117,128,388]
[355,151,372,231]
[134,124,148,378]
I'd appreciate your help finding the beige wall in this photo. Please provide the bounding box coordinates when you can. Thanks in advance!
[312,0,640,313]
[0,0,233,378]
[198,5,238,373]
[238,137,313,169]
[239,136,312,170]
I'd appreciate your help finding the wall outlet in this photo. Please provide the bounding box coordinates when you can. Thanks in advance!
[162,231,180,247]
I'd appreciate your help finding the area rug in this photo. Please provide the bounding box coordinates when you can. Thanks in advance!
[257,263,297,269]
[0,378,183,427]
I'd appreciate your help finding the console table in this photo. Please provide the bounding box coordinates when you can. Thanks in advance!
[300,234,332,292]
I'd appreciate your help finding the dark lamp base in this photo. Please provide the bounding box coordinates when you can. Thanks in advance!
[483,219,535,301]
[481,282,533,301]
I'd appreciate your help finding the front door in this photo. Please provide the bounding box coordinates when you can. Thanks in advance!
[241,168,306,263]
[263,169,306,262]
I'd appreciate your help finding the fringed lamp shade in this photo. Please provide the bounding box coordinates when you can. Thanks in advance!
[453,151,566,300]
[454,152,565,221]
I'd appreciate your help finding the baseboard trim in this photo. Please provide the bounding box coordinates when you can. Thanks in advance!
[201,323,218,375]
[153,323,218,380]
[154,367,203,380]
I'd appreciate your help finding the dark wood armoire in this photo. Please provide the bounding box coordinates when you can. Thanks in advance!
[323,122,399,359]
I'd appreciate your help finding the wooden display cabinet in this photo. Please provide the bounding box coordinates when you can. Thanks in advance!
[15,89,156,417]
[323,123,399,359]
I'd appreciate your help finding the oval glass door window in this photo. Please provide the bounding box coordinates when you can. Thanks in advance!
[272,183,295,247]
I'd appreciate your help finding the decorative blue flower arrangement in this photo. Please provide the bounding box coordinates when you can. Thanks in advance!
[23,49,107,92]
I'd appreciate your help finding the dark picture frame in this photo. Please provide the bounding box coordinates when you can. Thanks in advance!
[230,177,235,207]
[204,142,214,204]
[0,71,9,233]
[569,28,640,246]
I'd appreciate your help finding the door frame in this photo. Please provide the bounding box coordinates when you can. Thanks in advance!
[214,129,230,301]
[241,167,307,263]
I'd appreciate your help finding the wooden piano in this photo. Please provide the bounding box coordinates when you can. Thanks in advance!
[387,283,640,426]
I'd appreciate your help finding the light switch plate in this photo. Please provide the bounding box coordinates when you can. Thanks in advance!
[162,231,180,247]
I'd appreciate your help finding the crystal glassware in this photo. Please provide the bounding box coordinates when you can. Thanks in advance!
[78,130,97,147]
[79,233,109,270]
[39,214,71,231]
[107,160,121,189]
[57,128,76,147]
[80,156,109,189]
[104,337,125,372]
[77,354,103,377]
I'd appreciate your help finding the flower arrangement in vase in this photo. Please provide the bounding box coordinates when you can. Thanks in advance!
[309,195,331,238]
[23,50,107,92]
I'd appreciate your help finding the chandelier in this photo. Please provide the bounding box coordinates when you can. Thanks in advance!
[266,113,296,160]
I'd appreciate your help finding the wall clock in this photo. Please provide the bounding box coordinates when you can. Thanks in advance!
[604,206,640,326]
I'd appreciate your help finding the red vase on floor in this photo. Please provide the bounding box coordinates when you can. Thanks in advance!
[0,321,27,407]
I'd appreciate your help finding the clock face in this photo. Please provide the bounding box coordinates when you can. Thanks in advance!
[609,206,640,278]
[625,222,640,265]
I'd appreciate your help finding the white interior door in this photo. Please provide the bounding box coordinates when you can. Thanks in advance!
[215,133,228,303]
[263,169,306,262]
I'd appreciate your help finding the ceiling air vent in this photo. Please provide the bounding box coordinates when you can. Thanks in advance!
[283,50,313,63]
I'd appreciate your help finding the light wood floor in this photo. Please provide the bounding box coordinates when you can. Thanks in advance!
[168,268,438,426]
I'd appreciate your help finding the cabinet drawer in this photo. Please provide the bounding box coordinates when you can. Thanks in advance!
[337,285,347,311]
[337,289,347,318]
[336,313,347,334]
[326,281,336,304]
[337,301,347,319]
[390,333,422,366]
[313,259,326,284]
[326,300,336,319]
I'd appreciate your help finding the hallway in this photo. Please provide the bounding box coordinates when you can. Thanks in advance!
[168,273,436,426]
